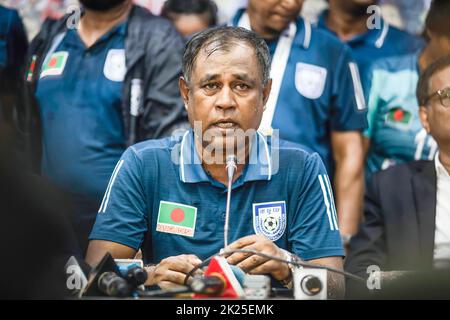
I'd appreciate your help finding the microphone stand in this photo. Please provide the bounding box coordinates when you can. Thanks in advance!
[224,155,237,248]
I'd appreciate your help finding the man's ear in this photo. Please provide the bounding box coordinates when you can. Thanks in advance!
[419,106,431,133]
[262,79,272,111]
[179,76,190,110]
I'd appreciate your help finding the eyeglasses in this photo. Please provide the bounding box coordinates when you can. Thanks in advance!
[425,87,450,108]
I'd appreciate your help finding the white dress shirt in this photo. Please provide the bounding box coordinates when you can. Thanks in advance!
[433,153,450,267]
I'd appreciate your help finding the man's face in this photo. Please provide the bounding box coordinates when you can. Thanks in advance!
[180,42,271,160]
[248,0,303,34]
[79,0,128,11]
[420,65,450,145]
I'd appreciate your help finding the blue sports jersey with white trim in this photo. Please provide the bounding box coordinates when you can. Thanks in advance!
[231,9,368,176]
[89,130,344,264]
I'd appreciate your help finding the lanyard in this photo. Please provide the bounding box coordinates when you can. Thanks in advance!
[236,12,297,136]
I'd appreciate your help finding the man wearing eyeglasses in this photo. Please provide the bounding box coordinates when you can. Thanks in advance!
[345,55,450,296]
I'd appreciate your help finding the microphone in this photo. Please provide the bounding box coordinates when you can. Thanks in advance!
[120,264,148,287]
[98,272,132,297]
[224,155,237,248]
[193,256,245,298]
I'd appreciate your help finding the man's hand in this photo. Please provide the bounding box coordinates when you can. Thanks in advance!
[147,254,203,289]
[224,235,290,282]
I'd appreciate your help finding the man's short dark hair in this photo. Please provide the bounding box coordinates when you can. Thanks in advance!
[417,54,450,106]
[161,0,218,26]
[425,0,450,38]
[182,26,271,86]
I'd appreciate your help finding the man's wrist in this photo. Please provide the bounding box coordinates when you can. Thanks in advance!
[144,264,157,286]
[279,249,295,289]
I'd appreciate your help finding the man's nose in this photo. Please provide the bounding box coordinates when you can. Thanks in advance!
[214,86,237,111]
[280,0,301,11]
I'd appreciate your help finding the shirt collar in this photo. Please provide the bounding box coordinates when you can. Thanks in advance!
[435,152,450,180]
[232,8,311,49]
[317,10,389,49]
[179,129,273,185]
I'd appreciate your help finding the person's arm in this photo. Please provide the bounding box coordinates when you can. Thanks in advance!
[85,240,137,268]
[225,235,344,299]
[86,240,202,289]
[307,256,345,299]
[141,18,187,139]
[331,131,365,237]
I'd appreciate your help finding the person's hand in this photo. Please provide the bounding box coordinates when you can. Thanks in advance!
[224,235,290,282]
[146,254,203,289]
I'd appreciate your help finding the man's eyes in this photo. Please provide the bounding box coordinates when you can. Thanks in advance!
[202,83,251,91]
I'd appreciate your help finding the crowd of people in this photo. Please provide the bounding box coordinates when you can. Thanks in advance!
[1,0,449,299]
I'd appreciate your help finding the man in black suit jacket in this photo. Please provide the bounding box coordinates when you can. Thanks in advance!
[345,54,450,297]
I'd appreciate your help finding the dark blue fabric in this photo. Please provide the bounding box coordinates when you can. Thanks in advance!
[90,130,344,264]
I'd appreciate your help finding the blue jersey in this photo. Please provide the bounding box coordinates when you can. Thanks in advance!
[89,130,344,263]
[231,9,367,176]
[316,10,425,87]
[35,23,127,199]
[364,51,438,180]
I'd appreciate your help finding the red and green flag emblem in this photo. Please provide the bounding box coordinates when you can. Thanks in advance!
[386,108,412,126]
[40,51,68,78]
[156,201,197,237]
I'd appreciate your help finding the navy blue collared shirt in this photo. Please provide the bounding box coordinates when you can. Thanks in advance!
[89,129,344,264]
[231,9,368,176]
[316,10,424,89]
[35,22,127,199]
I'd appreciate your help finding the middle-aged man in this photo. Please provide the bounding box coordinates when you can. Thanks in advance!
[20,0,186,256]
[229,0,368,241]
[345,55,450,289]
[316,0,424,85]
[86,27,345,298]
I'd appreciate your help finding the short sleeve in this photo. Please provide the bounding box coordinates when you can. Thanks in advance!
[89,147,148,250]
[290,152,344,260]
[330,46,368,132]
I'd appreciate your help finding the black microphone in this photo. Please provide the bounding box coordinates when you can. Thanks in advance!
[190,275,226,295]
[123,265,148,287]
[98,272,132,297]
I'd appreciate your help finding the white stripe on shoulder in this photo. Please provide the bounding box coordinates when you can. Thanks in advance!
[101,159,124,213]
[318,174,335,231]
[99,159,123,213]
[324,174,339,230]
[349,62,366,110]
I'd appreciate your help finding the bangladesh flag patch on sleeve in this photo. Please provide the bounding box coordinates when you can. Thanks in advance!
[156,201,197,237]
[40,51,69,78]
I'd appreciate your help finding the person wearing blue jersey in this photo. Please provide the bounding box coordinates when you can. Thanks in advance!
[86,27,345,298]
[0,5,28,127]
[363,0,450,182]
[316,0,424,86]
[229,0,368,240]
[21,0,187,256]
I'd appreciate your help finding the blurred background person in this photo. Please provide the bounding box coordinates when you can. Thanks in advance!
[20,0,186,257]
[230,0,367,241]
[161,0,218,40]
[316,0,424,87]
[345,54,450,296]
[363,0,450,182]
[0,5,28,129]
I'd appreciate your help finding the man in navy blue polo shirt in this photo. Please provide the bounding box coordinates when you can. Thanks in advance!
[229,0,367,240]
[316,0,424,87]
[25,0,186,256]
[86,26,345,298]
